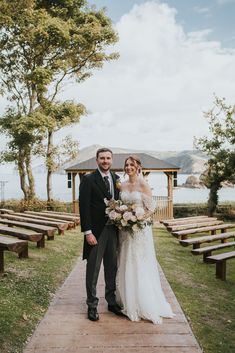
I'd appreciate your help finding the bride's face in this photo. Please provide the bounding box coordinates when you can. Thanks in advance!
[125,159,138,177]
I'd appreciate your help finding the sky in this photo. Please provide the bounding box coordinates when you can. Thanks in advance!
[1,0,235,153]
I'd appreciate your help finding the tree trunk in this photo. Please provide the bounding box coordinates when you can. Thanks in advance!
[18,150,29,200]
[25,151,36,200]
[208,184,220,216]
[46,130,54,204]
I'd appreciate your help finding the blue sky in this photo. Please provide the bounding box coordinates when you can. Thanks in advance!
[95,0,235,47]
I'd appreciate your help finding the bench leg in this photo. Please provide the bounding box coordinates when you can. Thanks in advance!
[19,246,28,259]
[0,250,4,272]
[193,243,201,249]
[37,236,45,249]
[203,251,212,263]
[216,261,226,281]
[181,234,188,240]
[211,230,216,235]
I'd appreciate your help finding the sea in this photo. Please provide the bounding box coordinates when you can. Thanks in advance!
[0,172,234,204]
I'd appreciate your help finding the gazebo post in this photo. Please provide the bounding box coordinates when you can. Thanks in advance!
[72,172,78,213]
[165,172,173,219]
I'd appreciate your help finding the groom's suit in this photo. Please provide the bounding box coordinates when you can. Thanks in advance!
[79,169,120,309]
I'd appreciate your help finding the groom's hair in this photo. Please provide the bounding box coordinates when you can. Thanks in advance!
[96,148,113,158]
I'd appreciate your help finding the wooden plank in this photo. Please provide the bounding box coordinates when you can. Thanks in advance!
[161,216,208,225]
[207,250,235,262]
[191,241,235,255]
[0,225,44,248]
[172,223,235,239]
[191,241,235,263]
[179,231,235,249]
[0,235,28,254]
[23,259,203,353]
[168,220,222,232]
[25,211,80,224]
[0,214,68,235]
[207,251,235,280]
[43,210,80,217]
[0,208,14,214]
[0,236,28,272]
[0,218,56,239]
[13,212,72,225]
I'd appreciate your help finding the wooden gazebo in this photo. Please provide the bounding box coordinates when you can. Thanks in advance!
[65,153,180,220]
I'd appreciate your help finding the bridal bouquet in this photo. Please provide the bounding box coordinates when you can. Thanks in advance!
[104,198,152,234]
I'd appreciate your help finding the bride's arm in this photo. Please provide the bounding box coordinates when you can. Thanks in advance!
[141,182,156,217]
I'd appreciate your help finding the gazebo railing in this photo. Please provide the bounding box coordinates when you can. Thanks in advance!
[152,196,173,221]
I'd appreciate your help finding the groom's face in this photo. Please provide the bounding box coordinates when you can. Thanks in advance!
[96,151,113,172]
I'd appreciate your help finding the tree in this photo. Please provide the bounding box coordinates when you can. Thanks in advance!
[196,97,235,215]
[0,0,118,202]
[0,109,46,200]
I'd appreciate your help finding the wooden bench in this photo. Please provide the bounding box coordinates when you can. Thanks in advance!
[0,236,28,272]
[161,216,209,226]
[191,241,235,262]
[0,218,56,240]
[13,212,74,229]
[0,208,14,214]
[172,223,235,240]
[25,211,80,225]
[43,210,80,217]
[206,251,235,280]
[167,219,223,232]
[1,214,69,235]
[179,231,235,249]
[0,225,44,248]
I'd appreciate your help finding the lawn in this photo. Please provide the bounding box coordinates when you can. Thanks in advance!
[0,228,83,353]
[0,225,234,353]
[154,225,235,353]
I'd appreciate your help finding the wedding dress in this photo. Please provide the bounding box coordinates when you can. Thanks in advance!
[116,191,175,324]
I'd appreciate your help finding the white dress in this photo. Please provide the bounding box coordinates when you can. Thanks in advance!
[116,191,175,324]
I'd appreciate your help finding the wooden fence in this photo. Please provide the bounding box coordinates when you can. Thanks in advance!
[152,196,173,221]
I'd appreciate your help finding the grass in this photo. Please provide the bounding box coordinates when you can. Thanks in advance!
[153,225,235,353]
[1,224,235,353]
[0,228,83,353]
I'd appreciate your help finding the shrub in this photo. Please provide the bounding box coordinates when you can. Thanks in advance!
[0,199,72,212]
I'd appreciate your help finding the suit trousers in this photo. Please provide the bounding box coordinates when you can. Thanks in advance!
[86,225,118,309]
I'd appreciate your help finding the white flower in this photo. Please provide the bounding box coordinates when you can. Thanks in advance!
[105,207,111,214]
[109,210,119,220]
[121,219,128,227]
[135,207,145,220]
[120,205,128,211]
[132,224,140,232]
[115,213,122,220]
[123,211,132,221]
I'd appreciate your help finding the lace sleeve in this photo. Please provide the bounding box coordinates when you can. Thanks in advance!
[142,194,156,213]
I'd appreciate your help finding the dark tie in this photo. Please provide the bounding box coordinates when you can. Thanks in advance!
[103,176,111,197]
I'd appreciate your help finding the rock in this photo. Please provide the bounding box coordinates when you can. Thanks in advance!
[181,175,205,189]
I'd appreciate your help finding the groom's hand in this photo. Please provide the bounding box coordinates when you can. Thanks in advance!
[86,233,98,246]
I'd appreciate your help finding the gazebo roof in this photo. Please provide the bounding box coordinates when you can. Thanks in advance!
[65,153,180,173]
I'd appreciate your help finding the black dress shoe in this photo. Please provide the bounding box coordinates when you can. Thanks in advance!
[88,307,99,321]
[108,304,124,316]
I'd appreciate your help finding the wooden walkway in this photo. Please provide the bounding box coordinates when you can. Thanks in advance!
[24,259,203,353]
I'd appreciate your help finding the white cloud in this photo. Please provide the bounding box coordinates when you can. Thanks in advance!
[1,1,235,153]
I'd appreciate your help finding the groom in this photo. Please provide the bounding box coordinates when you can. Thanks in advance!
[79,147,122,321]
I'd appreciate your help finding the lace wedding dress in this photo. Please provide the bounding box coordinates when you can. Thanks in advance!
[116,191,175,324]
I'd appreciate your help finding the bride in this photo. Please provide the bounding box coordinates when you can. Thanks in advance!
[116,155,175,324]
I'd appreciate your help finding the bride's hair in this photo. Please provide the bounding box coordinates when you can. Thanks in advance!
[124,155,142,174]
